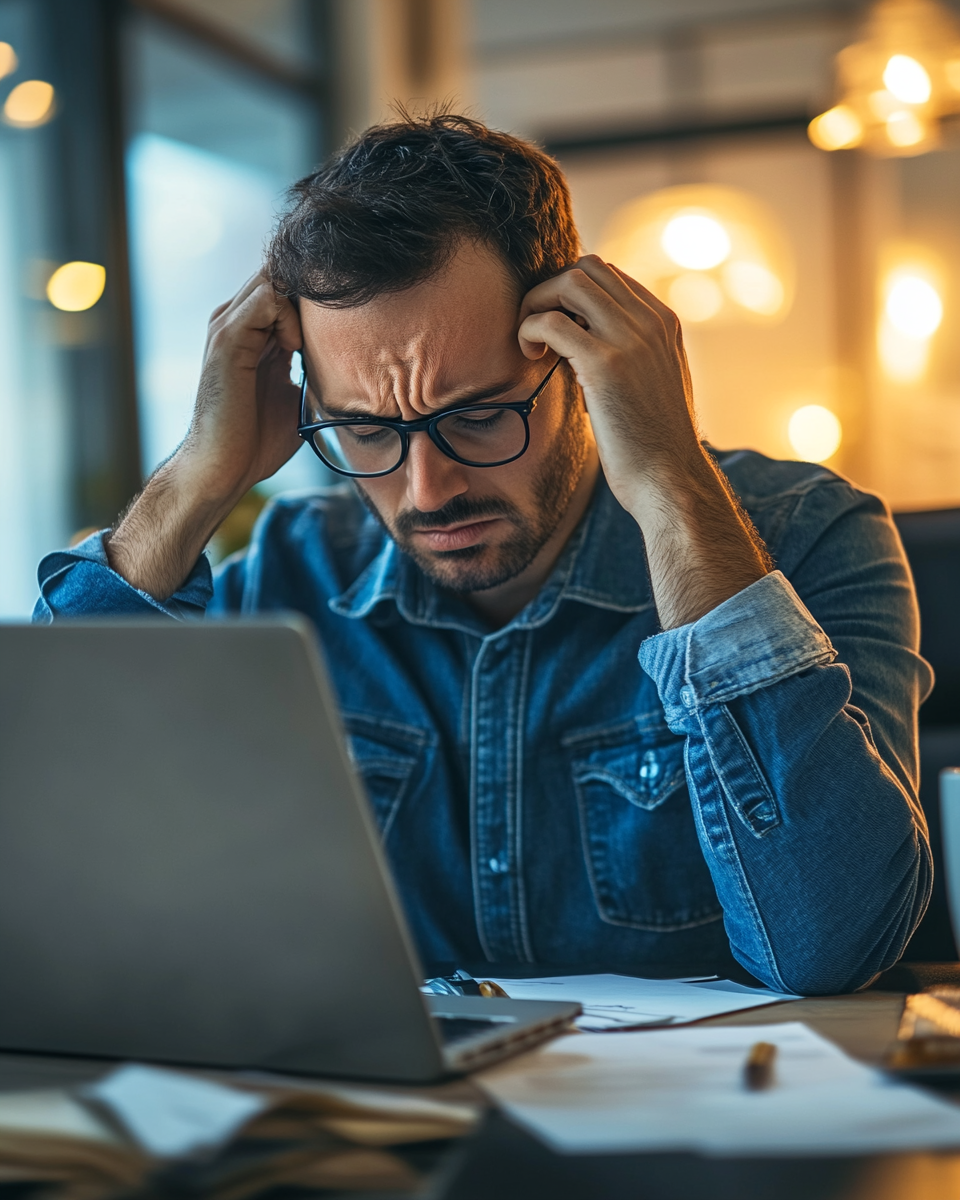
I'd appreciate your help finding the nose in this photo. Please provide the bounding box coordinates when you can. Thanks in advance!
[402,430,470,514]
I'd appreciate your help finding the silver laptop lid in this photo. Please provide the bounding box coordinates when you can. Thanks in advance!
[0,619,447,1081]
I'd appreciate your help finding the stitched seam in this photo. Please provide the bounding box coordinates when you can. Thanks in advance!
[689,647,836,707]
[713,706,780,837]
[698,711,787,991]
[468,640,494,960]
[514,632,535,962]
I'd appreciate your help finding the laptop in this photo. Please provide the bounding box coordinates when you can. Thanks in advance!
[0,619,578,1082]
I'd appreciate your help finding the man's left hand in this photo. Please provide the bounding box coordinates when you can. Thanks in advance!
[518,255,770,628]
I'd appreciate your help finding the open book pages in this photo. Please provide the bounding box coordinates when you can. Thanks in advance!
[0,1064,480,1199]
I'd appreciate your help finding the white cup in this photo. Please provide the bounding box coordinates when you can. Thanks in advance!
[940,768,960,957]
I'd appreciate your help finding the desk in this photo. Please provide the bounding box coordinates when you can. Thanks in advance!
[436,990,960,1200]
[0,990,954,1200]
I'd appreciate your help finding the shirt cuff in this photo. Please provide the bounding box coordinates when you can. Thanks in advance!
[638,570,836,728]
[34,530,214,621]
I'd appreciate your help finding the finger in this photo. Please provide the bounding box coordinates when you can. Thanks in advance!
[606,262,680,331]
[518,308,595,361]
[519,267,636,342]
[605,261,689,390]
[571,254,659,313]
[212,273,266,323]
[272,292,303,353]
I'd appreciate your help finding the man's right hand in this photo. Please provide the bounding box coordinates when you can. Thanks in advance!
[106,275,303,601]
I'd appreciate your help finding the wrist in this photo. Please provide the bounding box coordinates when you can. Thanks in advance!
[618,442,718,528]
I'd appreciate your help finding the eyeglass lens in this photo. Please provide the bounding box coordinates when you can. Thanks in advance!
[313,407,528,475]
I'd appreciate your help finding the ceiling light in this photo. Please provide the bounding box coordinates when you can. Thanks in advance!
[661,213,731,271]
[883,53,932,103]
[807,105,864,150]
[809,0,960,157]
[599,184,793,329]
[667,273,724,323]
[723,262,785,316]
[886,110,926,145]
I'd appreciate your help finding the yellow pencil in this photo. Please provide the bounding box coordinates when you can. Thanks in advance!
[744,1041,777,1090]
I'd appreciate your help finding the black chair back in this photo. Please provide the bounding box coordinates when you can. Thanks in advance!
[894,509,960,960]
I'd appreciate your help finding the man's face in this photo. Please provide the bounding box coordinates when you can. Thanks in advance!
[299,242,592,594]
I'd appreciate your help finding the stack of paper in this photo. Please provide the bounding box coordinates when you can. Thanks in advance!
[0,1063,479,1198]
[478,1022,960,1156]
[485,973,796,1030]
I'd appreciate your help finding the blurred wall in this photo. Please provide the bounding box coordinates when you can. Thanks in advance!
[461,0,960,511]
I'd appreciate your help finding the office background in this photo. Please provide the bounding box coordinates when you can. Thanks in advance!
[3,0,960,618]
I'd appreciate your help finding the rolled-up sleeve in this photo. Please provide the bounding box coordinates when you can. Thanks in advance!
[639,510,933,994]
[33,531,214,622]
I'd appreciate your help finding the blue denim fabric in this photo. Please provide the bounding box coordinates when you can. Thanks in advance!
[34,450,933,993]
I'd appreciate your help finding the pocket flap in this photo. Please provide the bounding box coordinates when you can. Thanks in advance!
[573,741,686,811]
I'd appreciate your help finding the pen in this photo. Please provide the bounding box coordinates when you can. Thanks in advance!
[743,1040,777,1090]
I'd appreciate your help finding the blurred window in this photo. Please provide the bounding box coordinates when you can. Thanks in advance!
[124,11,328,494]
[0,0,71,616]
[146,0,319,72]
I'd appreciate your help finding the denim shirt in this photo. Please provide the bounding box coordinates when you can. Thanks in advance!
[34,450,933,994]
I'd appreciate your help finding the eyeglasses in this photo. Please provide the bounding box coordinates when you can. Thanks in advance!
[297,358,561,478]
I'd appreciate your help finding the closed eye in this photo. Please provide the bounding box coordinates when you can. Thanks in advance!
[440,408,510,431]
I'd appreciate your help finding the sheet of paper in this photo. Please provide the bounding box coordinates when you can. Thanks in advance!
[83,1064,270,1159]
[478,1021,960,1156]
[484,973,795,1029]
[0,1090,121,1145]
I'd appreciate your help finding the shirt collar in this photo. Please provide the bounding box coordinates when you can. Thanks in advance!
[329,474,654,635]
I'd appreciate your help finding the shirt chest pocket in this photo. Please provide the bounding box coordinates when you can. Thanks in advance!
[566,723,722,932]
[342,712,429,840]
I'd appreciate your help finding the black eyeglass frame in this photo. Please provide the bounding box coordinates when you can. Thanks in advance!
[297,358,562,478]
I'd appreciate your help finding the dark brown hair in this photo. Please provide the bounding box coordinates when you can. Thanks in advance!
[266,112,580,307]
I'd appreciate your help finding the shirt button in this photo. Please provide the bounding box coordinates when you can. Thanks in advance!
[488,857,508,874]
[680,686,694,708]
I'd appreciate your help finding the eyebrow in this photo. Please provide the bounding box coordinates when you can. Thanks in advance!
[316,377,523,421]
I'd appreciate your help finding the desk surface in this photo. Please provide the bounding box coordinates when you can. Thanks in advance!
[0,990,953,1200]
[438,990,960,1200]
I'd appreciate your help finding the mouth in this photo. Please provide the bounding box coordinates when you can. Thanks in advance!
[411,516,505,551]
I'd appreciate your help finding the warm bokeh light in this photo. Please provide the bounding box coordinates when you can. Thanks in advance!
[599,185,794,328]
[810,0,960,156]
[0,42,17,80]
[661,212,731,271]
[878,323,930,382]
[667,273,723,322]
[886,110,926,146]
[723,261,785,316]
[885,274,943,337]
[869,89,900,119]
[3,80,55,127]
[807,105,864,150]
[46,262,106,312]
[877,254,943,382]
[883,54,932,104]
[788,406,843,462]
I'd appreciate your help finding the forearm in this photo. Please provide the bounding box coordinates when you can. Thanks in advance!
[625,446,771,630]
[106,456,241,601]
[687,674,929,993]
[640,571,931,994]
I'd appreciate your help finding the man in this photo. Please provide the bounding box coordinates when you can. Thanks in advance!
[37,114,932,994]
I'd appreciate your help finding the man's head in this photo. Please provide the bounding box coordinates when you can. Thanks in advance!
[267,113,593,595]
